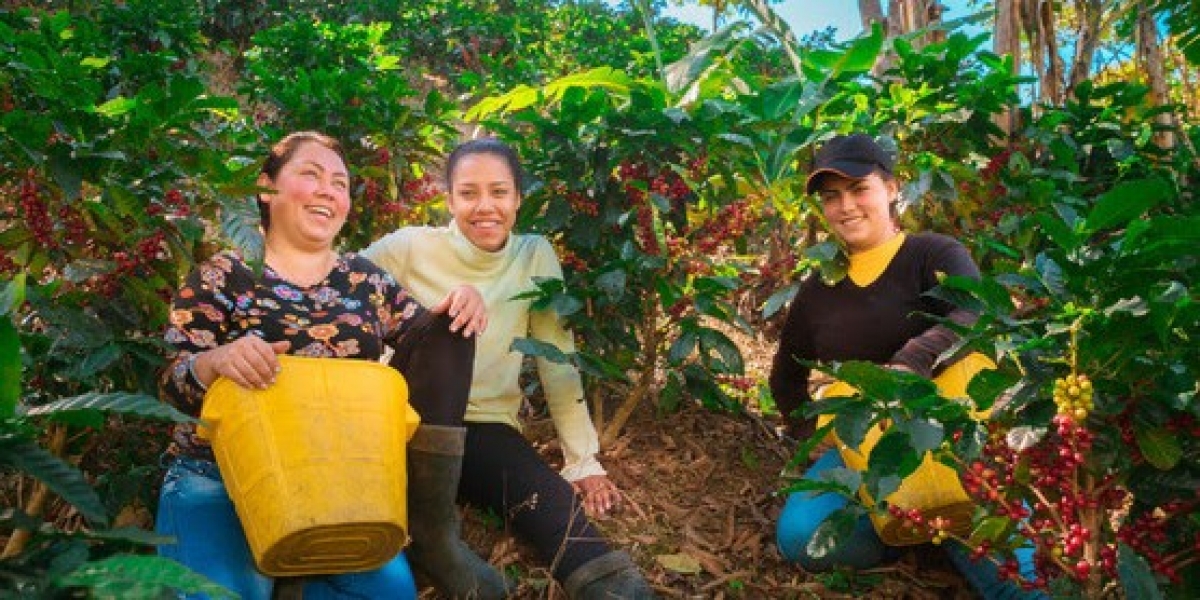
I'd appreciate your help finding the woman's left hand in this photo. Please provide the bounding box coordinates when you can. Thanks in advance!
[573,475,621,518]
[430,284,488,337]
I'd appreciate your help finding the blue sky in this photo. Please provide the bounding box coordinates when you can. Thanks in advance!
[660,0,983,41]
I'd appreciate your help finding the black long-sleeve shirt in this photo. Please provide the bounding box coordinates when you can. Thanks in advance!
[768,233,980,436]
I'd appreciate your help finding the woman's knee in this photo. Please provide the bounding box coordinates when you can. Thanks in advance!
[775,450,889,570]
[155,460,271,600]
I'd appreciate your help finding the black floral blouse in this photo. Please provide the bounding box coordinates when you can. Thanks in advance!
[160,251,425,459]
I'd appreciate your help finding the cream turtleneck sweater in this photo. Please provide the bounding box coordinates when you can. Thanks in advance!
[362,223,604,481]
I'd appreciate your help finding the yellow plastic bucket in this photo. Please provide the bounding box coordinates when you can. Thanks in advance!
[199,355,420,576]
[816,353,995,545]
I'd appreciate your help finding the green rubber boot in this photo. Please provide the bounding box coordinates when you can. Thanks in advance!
[406,424,510,599]
[563,551,658,600]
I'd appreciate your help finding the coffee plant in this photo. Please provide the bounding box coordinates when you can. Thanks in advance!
[1,0,1197,596]
[800,81,1198,598]
[0,3,263,596]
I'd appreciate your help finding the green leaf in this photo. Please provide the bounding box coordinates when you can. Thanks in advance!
[81,525,174,546]
[817,467,863,494]
[94,96,137,118]
[1034,212,1080,252]
[0,317,17,418]
[898,418,944,455]
[509,337,571,365]
[966,369,1019,414]
[576,353,628,382]
[659,373,684,413]
[662,23,745,94]
[21,392,194,423]
[868,429,922,480]
[220,195,263,265]
[761,281,798,320]
[374,55,400,71]
[1034,253,1065,297]
[1117,543,1165,600]
[833,361,935,405]
[63,259,115,283]
[803,23,884,81]
[594,269,626,301]
[836,23,886,74]
[667,329,698,366]
[549,293,584,317]
[1103,296,1148,318]
[807,506,862,559]
[1134,425,1183,470]
[0,439,108,526]
[80,57,110,69]
[929,274,1015,315]
[49,151,83,201]
[466,67,633,121]
[864,472,902,503]
[805,240,848,285]
[760,80,804,121]
[969,516,1014,543]
[698,327,744,372]
[74,343,123,379]
[57,555,238,600]
[832,402,874,450]
[1084,178,1170,233]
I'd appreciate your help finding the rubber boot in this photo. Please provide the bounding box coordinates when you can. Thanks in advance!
[407,424,510,599]
[563,551,658,600]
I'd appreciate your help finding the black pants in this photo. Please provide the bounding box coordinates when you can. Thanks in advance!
[460,421,610,581]
[389,312,472,427]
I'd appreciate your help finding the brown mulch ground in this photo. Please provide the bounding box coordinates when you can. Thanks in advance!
[444,317,982,600]
[448,401,979,600]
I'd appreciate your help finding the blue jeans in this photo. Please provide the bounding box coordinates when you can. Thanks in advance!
[155,457,417,600]
[776,449,893,571]
[776,450,1047,599]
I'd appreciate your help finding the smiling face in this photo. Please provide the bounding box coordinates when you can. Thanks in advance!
[258,140,350,252]
[447,152,520,252]
[816,171,899,253]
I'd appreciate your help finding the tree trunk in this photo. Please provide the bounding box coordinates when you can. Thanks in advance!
[1137,3,1175,149]
[599,297,661,448]
[993,0,1022,136]
[1068,0,1103,93]
[1169,39,1199,116]
[859,0,885,31]
[923,1,947,46]
[876,1,944,75]
[1022,0,1064,104]
[887,0,909,38]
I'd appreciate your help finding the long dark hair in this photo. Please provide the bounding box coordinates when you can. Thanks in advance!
[258,131,347,231]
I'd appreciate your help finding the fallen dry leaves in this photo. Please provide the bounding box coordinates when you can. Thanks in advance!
[442,400,981,599]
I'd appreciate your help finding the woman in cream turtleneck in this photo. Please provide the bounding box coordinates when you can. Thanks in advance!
[363,138,657,599]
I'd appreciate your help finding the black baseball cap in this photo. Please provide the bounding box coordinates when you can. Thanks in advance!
[805,134,895,194]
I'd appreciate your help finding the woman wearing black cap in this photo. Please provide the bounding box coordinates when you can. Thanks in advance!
[769,134,1044,599]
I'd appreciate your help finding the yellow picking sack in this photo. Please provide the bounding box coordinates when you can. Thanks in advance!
[199,355,420,576]
[816,353,994,546]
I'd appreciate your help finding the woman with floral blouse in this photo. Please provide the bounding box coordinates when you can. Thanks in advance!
[155,131,506,599]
